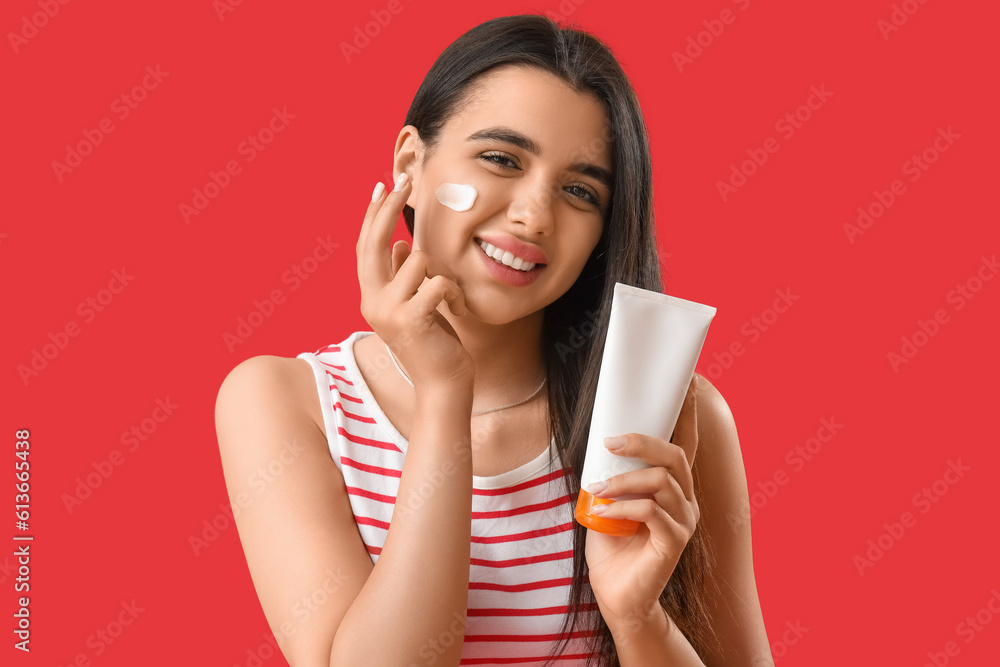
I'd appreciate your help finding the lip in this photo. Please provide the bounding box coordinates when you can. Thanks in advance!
[475,233,549,265]
[474,239,546,287]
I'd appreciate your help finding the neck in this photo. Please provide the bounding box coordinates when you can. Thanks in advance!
[436,302,548,409]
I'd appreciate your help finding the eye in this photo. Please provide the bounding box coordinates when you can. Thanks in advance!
[479,152,603,210]
[478,152,519,170]
[567,184,601,208]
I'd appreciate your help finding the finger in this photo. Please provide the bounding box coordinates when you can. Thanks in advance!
[605,434,695,505]
[359,173,411,292]
[592,496,692,545]
[357,180,389,288]
[359,180,386,240]
[357,180,388,264]
[386,249,465,314]
[589,465,692,506]
[673,374,699,468]
[391,240,410,277]
[410,274,466,318]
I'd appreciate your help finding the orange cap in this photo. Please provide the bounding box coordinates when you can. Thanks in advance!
[574,489,639,537]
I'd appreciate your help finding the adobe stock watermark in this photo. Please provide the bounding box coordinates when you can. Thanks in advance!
[394,411,508,519]
[768,618,808,663]
[544,0,588,24]
[725,417,843,532]
[8,0,72,54]
[61,397,180,515]
[695,288,799,382]
[843,126,960,244]
[213,0,245,21]
[853,458,970,576]
[716,85,833,202]
[404,610,467,667]
[17,267,135,386]
[340,0,414,64]
[55,599,145,666]
[179,106,296,224]
[672,0,753,73]
[555,306,602,363]
[887,254,997,373]
[236,568,352,666]
[222,235,340,352]
[352,308,447,386]
[877,0,932,41]
[0,556,16,585]
[189,437,307,556]
[920,587,1000,667]
[51,66,169,182]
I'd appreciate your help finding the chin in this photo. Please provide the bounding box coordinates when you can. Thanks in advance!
[469,298,548,328]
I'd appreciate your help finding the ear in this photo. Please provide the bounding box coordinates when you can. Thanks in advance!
[392,125,424,209]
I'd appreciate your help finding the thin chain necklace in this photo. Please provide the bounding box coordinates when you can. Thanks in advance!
[383,342,546,416]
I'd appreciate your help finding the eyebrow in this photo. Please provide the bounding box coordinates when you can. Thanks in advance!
[466,126,613,192]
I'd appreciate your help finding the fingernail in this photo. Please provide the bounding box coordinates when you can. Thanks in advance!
[393,172,409,192]
[587,480,608,495]
[371,182,385,202]
[592,503,608,515]
[604,436,626,451]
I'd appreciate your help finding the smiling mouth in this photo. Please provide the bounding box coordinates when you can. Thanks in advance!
[473,238,546,272]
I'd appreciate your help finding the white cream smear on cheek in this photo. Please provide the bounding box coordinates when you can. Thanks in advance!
[435,183,478,212]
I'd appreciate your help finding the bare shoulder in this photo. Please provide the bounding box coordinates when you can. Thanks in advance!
[691,372,740,460]
[216,354,326,441]
[688,371,746,514]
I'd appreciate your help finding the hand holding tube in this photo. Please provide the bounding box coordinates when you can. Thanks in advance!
[584,375,700,629]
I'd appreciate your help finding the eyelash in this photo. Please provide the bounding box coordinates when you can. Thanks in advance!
[478,152,602,208]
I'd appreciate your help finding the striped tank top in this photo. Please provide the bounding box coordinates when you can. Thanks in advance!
[297,331,601,665]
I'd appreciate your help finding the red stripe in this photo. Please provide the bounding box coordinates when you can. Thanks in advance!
[325,370,355,386]
[340,491,572,513]
[472,522,572,544]
[321,362,346,370]
[315,345,341,353]
[338,427,402,453]
[346,486,396,504]
[333,401,376,424]
[355,515,390,530]
[473,469,565,496]
[460,655,596,665]
[469,577,571,593]
[468,603,599,618]
[338,392,364,404]
[463,628,597,643]
[472,494,570,519]
[471,550,572,568]
[342,456,401,478]
[354,520,573,545]
[366,544,381,555]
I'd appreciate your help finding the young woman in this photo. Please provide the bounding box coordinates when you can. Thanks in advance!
[215,14,771,667]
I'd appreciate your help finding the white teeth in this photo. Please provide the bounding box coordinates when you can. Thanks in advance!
[477,240,536,271]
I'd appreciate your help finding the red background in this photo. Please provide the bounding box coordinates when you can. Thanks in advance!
[4,0,999,664]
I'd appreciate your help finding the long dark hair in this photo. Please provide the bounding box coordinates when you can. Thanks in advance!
[400,14,724,665]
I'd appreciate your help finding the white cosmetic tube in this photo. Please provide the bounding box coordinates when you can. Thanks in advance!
[575,283,716,536]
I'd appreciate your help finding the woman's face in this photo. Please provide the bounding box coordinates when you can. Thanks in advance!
[396,64,613,326]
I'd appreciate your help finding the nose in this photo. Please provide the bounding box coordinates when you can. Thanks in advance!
[507,179,556,236]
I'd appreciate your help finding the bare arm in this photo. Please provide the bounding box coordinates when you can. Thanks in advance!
[691,374,773,666]
[215,354,475,667]
[329,371,475,666]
